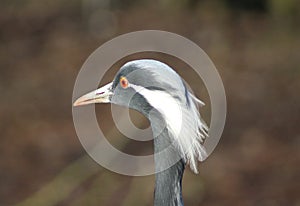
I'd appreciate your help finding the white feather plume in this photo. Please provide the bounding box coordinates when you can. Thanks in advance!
[124,59,208,173]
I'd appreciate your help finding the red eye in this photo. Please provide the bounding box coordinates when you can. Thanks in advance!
[120,77,128,88]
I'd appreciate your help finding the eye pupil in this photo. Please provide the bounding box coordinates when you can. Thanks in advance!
[120,77,128,88]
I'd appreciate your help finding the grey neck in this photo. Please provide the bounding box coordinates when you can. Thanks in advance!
[154,156,185,206]
[152,119,185,206]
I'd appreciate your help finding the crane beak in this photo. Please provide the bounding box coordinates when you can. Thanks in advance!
[73,82,113,106]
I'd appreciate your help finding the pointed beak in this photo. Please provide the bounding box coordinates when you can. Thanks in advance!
[73,82,113,106]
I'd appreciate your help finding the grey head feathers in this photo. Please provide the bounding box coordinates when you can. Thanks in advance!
[112,59,208,173]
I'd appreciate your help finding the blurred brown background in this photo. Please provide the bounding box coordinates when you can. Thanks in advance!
[1,0,300,205]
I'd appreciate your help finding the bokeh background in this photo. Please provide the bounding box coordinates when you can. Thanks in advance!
[1,0,300,205]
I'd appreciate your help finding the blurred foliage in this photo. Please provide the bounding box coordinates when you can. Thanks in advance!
[225,0,268,12]
[270,0,299,15]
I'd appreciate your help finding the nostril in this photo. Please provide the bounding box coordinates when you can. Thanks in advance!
[97,92,104,95]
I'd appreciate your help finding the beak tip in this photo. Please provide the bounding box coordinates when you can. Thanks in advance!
[73,100,80,107]
[73,97,86,107]
[73,82,113,107]
[73,97,88,107]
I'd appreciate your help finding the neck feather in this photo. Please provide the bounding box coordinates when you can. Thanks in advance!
[154,159,185,206]
[153,125,185,206]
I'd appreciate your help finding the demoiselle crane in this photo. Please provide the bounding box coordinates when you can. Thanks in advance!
[73,59,208,206]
